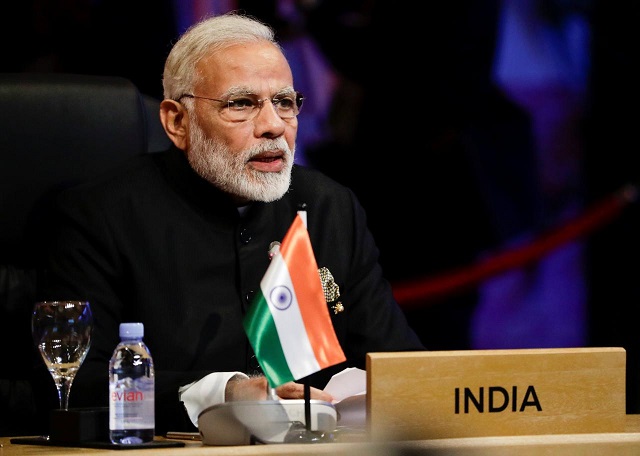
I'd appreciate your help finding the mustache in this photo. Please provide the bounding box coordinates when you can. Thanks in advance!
[247,137,293,157]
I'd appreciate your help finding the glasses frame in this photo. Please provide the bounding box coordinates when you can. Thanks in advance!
[177,92,304,121]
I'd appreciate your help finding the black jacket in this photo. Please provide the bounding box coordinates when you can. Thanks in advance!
[42,146,424,432]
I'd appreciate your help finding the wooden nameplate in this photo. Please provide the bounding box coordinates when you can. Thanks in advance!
[366,347,626,441]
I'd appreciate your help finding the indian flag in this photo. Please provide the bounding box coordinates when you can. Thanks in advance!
[243,213,346,388]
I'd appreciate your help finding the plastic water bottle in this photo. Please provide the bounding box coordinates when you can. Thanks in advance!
[109,322,155,444]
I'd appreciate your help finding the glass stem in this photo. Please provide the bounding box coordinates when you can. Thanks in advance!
[57,377,74,410]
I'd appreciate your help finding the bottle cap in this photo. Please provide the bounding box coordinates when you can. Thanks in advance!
[120,322,144,338]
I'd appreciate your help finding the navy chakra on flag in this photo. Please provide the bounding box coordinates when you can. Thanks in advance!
[269,285,293,311]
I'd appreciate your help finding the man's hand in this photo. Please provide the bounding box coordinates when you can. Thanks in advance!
[225,375,334,402]
[275,381,334,402]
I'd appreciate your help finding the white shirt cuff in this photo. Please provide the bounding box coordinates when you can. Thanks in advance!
[178,372,249,427]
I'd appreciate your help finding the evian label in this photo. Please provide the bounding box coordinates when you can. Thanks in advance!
[109,377,155,429]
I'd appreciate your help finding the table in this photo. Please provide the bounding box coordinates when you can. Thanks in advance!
[3,416,640,455]
[3,433,640,456]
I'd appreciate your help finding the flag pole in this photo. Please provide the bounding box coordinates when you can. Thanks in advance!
[304,378,311,431]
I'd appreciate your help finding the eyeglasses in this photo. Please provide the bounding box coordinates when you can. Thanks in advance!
[177,92,304,122]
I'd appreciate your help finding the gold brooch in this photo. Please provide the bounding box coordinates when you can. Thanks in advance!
[331,302,344,314]
[318,267,343,313]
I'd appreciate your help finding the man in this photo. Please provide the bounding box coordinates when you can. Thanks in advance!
[42,12,424,433]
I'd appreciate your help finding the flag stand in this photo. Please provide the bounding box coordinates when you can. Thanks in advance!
[280,377,334,443]
[264,379,329,442]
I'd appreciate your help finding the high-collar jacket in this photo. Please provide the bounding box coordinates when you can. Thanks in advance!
[42,145,424,432]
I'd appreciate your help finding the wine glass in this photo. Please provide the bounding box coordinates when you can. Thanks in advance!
[31,301,93,411]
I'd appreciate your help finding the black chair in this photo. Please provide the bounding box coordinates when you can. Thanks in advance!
[0,73,170,436]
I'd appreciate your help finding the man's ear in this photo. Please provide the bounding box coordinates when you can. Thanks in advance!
[159,99,189,151]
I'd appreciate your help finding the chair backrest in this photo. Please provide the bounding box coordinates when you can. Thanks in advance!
[0,72,169,436]
[0,72,170,263]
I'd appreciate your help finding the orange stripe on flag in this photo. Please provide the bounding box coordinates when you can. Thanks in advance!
[280,215,345,368]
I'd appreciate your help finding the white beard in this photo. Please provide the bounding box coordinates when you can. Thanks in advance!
[186,118,295,203]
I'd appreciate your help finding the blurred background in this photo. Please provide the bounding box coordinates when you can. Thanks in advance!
[2,0,639,411]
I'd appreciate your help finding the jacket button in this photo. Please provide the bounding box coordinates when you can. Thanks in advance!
[239,227,252,244]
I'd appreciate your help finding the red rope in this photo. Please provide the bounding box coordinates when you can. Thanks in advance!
[392,184,638,309]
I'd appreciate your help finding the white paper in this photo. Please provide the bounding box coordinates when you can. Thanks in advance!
[323,367,366,401]
[323,367,366,426]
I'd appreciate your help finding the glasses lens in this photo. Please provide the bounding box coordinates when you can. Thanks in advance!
[273,95,299,119]
[224,96,257,121]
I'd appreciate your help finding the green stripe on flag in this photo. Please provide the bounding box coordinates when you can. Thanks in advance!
[243,291,295,387]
